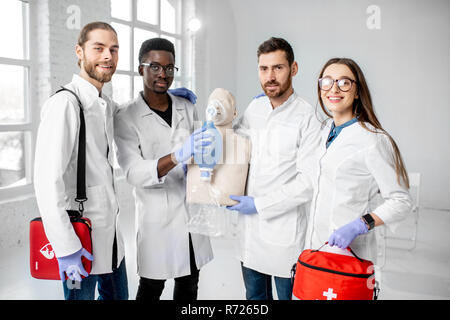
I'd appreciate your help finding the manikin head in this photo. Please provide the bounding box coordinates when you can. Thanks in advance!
[205,88,237,126]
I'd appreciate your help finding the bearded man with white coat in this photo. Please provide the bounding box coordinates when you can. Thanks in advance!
[34,22,128,300]
[227,37,322,300]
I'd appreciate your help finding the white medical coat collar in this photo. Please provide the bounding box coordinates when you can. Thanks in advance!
[136,91,184,128]
[71,74,105,109]
[268,89,298,113]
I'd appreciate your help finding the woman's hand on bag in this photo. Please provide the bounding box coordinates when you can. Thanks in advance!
[328,218,368,249]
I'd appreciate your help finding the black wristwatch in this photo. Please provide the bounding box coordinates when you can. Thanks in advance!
[361,214,375,230]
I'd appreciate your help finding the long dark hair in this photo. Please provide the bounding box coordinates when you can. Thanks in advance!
[317,58,410,188]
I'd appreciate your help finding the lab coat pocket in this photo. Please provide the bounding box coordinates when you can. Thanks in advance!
[139,188,168,223]
[269,125,297,159]
[259,213,297,246]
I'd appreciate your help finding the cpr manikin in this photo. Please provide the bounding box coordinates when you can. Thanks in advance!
[186,88,250,236]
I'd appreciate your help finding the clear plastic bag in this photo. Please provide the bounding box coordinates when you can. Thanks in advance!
[186,203,239,238]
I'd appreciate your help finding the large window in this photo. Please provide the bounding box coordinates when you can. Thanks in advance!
[0,0,31,192]
[110,0,186,105]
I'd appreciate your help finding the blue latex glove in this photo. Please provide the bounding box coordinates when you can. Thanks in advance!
[182,163,187,176]
[57,247,93,281]
[169,87,197,104]
[174,127,214,163]
[226,195,257,214]
[328,218,369,249]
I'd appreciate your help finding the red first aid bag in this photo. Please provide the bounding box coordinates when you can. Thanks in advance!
[29,213,92,280]
[29,87,93,281]
[292,243,379,300]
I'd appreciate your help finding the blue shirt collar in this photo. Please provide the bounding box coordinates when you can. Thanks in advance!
[330,117,358,134]
[326,117,358,148]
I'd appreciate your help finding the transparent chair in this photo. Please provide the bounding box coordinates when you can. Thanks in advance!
[376,172,421,269]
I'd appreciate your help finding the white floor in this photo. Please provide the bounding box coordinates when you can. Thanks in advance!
[0,207,449,300]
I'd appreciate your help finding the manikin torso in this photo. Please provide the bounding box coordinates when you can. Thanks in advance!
[186,88,250,206]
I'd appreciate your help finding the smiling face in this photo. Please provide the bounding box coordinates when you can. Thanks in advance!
[139,50,175,94]
[320,63,359,121]
[76,28,119,88]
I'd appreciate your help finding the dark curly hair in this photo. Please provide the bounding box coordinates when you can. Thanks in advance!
[138,38,175,65]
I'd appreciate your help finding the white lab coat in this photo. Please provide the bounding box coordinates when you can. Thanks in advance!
[34,74,125,275]
[233,91,322,278]
[303,119,413,262]
[114,92,213,280]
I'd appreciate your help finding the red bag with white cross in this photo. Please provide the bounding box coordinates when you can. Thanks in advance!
[291,243,379,300]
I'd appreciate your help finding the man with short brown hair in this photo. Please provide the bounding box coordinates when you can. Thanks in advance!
[228,37,321,300]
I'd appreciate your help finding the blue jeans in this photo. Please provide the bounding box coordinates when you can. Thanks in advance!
[62,258,128,300]
[241,263,292,300]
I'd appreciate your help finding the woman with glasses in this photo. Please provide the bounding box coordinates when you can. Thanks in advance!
[271,57,413,267]
[301,57,413,261]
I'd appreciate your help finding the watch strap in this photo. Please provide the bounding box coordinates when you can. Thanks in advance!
[362,214,375,230]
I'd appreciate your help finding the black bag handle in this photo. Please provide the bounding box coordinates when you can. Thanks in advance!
[55,86,87,214]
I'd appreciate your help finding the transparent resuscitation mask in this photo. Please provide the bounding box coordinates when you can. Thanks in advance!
[205,99,225,123]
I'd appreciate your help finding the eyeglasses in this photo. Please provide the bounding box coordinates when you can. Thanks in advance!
[141,62,179,77]
[318,76,357,92]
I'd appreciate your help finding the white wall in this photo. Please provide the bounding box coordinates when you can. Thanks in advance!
[199,0,450,211]
[193,0,237,119]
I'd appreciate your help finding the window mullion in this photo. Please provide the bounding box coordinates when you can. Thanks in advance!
[23,130,32,184]
[111,17,133,27]
[0,57,30,67]
[0,124,32,132]
[160,31,181,39]
[22,1,29,60]
[133,20,160,33]
[157,0,161,30]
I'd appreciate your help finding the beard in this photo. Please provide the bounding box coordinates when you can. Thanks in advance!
[261,75,292,99]
[82,57,115,83]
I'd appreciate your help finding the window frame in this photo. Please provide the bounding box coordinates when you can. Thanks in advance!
[111,0,186,103]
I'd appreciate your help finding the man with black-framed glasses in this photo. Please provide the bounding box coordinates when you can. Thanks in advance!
[113,38,213,300]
